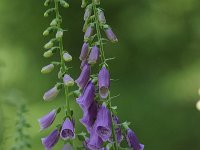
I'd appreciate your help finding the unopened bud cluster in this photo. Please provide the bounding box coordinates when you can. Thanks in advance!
[39,0,76,149]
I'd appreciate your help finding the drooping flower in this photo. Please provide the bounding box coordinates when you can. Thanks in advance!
[75,64,91,89]
[84,25,94,40]
[87,130,103,150]
[126,128,144,150]
[43,86,60,101]
[84,5,92,21]
[105,27,118,43]
[62,143,73,150]
[95,104,112,141]
[98,66,110,99]
[44,41,54,49]
[80,59,88,70]
[41,129,60,150]
[112,116,123,144]
[63,74,74,86]
[76,81,95,111]
[98,10,106,24]
[38,109,57,130]
[60,118,75,140]
[63,53,72,62]
[88,46,99,65]
[79,42,89,61]
[80,102,98,132]
[41,64,54,74]
[44,50,53,58]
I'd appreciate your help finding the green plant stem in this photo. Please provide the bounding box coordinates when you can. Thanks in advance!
[54,0,71,118]
[92,1,118,149]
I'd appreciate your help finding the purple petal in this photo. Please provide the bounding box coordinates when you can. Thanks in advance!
[75,64,91,89]
[76,81,95,111]
[84,26,94,40]
[62,143,73,150]
[38,109,57,130]
[98,10,106,24]
[126,128,144,150]
[80,102,98,132]
[63,74,74,86]
[105,28,118,43]
[88,46,99,65]
[60,118,75,140]
[98,66,110,99]
[41,129,60,149]
[95,105,112,141]
[80,43,89,61]
[87,129,103,150]
[43,86,60,101]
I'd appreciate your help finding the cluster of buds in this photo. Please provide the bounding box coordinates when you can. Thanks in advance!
[74,0,144,149]
[38,0,76,149]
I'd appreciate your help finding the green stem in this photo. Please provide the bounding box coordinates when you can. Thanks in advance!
[92,0,106,65]
[92,1,118,149]
[54,0,71,117]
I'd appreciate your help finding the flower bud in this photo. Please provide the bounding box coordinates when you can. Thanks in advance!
[44,41,54,49]
[84,25,94,41]
[44,0,51,7]
[98,10,106,24]
[63,74,74,87]
[63,53,72,62]
[81,0,88,8]
[104,27,118,43]
[58,70,63,79]
[196,100,200,111]
[88,46,99,65]
[79,43,89,61]
[84,5,92,21]
[50,19,57,26]
[43,86,60,101]
[43,50,53,58]
[41,64,54,74]
[44,12,49,17]
[94,0,100,5]
[43,30,49,36]
[60,0,69,8]
[56,30,63,39]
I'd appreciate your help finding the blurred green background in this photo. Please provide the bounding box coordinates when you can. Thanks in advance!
[0,0,200,149]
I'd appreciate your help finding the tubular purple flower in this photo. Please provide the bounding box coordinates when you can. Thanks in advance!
[98,66,110,99]
[43,86,60,101]
[95,105,112,141]
[88,46,99,65]
[105,27,118,43]
[80,102,98,132]
[62,143,73,150]
[63,74,74,87]
[41,129,60,150]
[87,130,103,150]
[98,10,106,24]
[76,81,95,111]
[126,128,144,150]
[80,42,89,61]
[80,59,88,70]
[113,116,123,144]
[60,118,75,140]
[84,25,94,40]
[75,64,91,89]
[38,109,57,130]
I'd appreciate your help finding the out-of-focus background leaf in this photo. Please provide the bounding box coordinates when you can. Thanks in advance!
[0,0,200,149]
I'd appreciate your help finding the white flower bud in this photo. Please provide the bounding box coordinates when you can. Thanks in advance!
[41,64,54,74]
[43,30,49,36]
[56,30,63,39]
[196,100,200,111]
[63,53,72,62]
[50,19,57,26]
[43,50,53,58]
[44,41,53,49]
